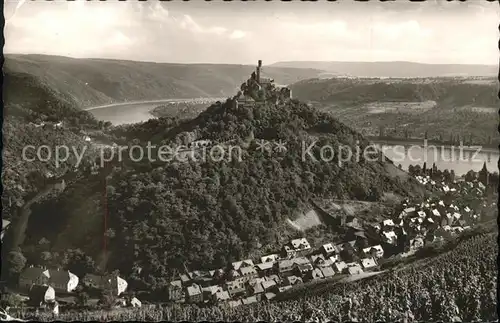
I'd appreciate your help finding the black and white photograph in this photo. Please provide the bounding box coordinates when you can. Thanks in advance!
[1,0,498,321]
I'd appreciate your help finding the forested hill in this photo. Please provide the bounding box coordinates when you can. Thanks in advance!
[271,61,497,77]
[289,78,498,107]
[90,81,424,289]
[4,54,323,108]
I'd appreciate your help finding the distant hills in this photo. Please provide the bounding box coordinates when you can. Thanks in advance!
[4,54,323,109]
[270,61,497,78]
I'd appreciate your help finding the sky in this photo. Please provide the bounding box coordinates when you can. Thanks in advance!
[4,0,499,65]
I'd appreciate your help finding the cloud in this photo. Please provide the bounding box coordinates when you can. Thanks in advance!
[372,20,432,40]
[3,1,498,65]
[229,30,246,40]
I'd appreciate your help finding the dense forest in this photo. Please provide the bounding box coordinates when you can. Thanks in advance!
[94,96,424,290]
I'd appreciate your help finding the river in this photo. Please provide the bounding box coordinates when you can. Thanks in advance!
[85,98,224,126]
[372,140,498,176]
[87,101,498,176]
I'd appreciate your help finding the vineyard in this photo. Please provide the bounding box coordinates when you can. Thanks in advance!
[17,233,497,322]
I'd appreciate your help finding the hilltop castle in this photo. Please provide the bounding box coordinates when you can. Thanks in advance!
[233,60,292,109]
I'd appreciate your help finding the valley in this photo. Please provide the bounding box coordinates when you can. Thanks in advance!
[1,56,497,322]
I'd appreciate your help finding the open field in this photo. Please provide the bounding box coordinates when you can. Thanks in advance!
[365,100,437,114]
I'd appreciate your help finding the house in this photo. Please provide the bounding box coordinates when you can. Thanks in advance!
[382,231,397,245]
[209,269,225,281]
[320,243,336,256]
[242,296,258,305]
[248,277,267,286]
[361,258,377,270]
[186,284,203,303]
[278,259,295,276]
[410,237,425,250]
[239,266,258,282]
[83,274,127,296]
[261,280,277,292]
[266,274,282,285]
[346,263,364,276]
[305,268,324,282]
[232,259,254,271]
[213,291,230,303]
[180,274,191,285]
[333,261,347,274]
[285,275,303,286]
[28,285,55,307]
[382,219,395,228]
[1,219,10,241]
[264,292,277,300]
[225,269,241,281]
[84,136,91,142]
[282,245,297,259]
[248,282,265,297]
[255,262,274,277]
[260,254,279,263]
[228,300,242,308]
[310,254,326,266]
[343,215,361,228]
[225,280,246,297]
[328,254,339,264]
[167,280,184,302]
[19,266,48,291]
[248,283,265,301]
[294,257,313,275]
[443,213,454,226]
[130,297,142,308]
[295,263,314,276]
[290,238,311,253]
[202,285,223,299]
[43,269,79,293]
[363,245,384,259]
[278,286,293,293]
[402,207,416,217]
[319,266,335,278]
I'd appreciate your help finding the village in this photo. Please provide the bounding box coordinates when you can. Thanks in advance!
[5,161,493,315]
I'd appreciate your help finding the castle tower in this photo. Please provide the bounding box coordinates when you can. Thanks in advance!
[256,60,262,83]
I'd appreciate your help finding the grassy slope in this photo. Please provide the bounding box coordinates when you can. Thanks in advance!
[4,54,324,108]
[289,78,499,143]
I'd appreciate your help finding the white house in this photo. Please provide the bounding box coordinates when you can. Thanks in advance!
[361,257,377,270]
[363,245,384,259]
[260,254,279,263]
[43,269,79,293]
[383,231,397,245]
[290,238,311,251]
[382,219,395,227]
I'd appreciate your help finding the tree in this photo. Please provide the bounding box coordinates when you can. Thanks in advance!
[76,287,89,307]
[5,251,26,277]
[62,249,96,278]
[464,170,476,182]
[478,162,489,186]
[99,289,117,309]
